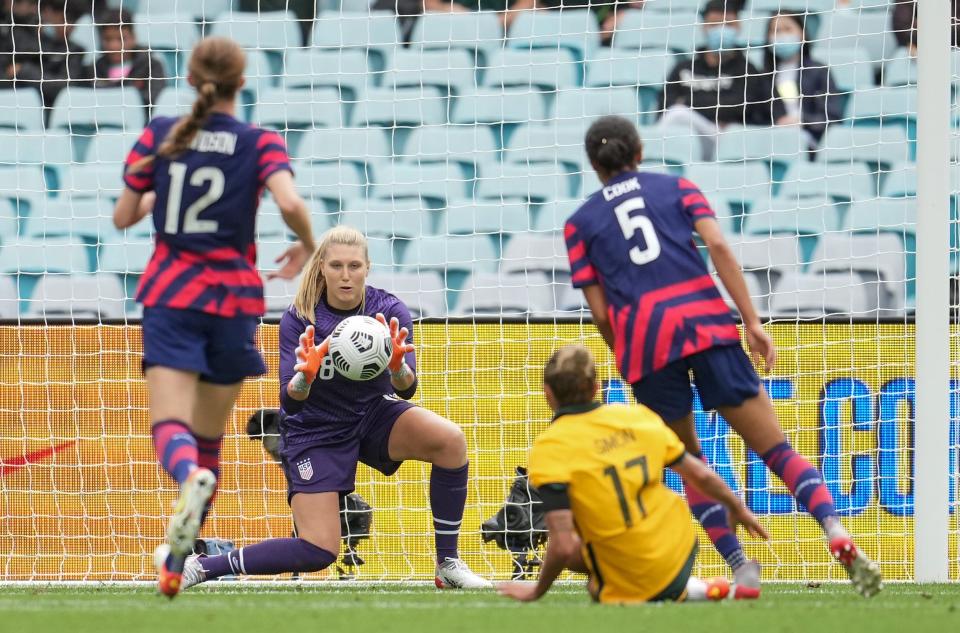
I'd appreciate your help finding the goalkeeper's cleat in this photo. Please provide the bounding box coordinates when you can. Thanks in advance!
[179,554,207,592]
[732,559,762,600]
[167,467,217,557]
[434,558,492,589]
[154,544,182,599]
[830,536,882,598]
[704,577,731,601]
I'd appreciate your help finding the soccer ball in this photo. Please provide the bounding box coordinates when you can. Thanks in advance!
[329,315,393,381]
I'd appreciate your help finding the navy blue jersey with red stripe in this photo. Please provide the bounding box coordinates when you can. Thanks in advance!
[565,171,740,383]
[123,112,292,317]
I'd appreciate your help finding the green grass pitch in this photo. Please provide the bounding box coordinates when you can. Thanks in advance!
[1,583,959,633]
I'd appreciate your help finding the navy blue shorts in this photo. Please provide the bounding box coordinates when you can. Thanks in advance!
[279,395,416,501]
[631,345,760,422]
[141,306,267,385]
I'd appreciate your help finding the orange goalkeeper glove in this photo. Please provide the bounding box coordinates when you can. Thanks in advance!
[376,313,415,374]
[293,325,330,384]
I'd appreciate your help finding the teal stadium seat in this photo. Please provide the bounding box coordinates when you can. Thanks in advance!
[451,271,554,316]
[846,197,916,241]
[311,12,400,70]
[449,87,549,126]
[684,162,773,211]
[500,232,568,277]
[296,127,393,167]
[483,48,580,92]
[846,86,917,133]
[586,49,674,122]
[401,234,499,275]
[476,163,577,202]
[295,162,368,208]
[239,49,278,101]
[138,13,200,70]
[0,166,47,213]
[881,51,916,87]
[769,271,872,318]
[747,0,833,11]
[384,49,480,96]
[0,274,16,317]
[742,196,844,236]
[715,125,811,176]
[611,11,699,55]
[0,130,74,191]
[339,199,436,239]
[365,270,447,318]
[24,273,126,319]
[553,87,641,126]
[56,163,124,201]
[640,126,702,167]
[352,87,447,128]
[818,9,899,63]
[779,161,876,201]
[533,200,581,233]
[251,87,346,131]
[879,162,917,198]
[504,122,588,171]
[0,89,44,131]
[507,9,600,61]
[263,276,297,318]
[808,232,909,313]
[818,125,911,169]
[443,199,532,235]
[129,0,231,19]
[85,133,138,165]
[726,234,804,296]
[151,87,195,118]
[644,0,705,11]
[99,239,153,275]
[0,199,16,239]
[0,238,90,274]
[23,198,117,247]
[282,50,370,103]
[208,11,302,50]
[410,12,504,64]
[371,161,470,207]
[255,200,290,241]
[402,125,498,171]
[49,87,145,134]
[807,46,876,93]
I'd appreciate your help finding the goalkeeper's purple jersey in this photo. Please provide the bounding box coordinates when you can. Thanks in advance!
[278,285,416,447]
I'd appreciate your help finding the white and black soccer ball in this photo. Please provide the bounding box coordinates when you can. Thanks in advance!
[329,315,393,381]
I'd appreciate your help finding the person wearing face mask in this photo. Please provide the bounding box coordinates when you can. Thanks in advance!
[94,9,167,108]
[660,0,784,161]
[760,10,840,147]
[0,0,43,88]
[35,0,94,107]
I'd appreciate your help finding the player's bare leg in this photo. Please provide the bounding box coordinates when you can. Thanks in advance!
[719,389,882,597]
[666,413,759,599]
[389,407,491,589]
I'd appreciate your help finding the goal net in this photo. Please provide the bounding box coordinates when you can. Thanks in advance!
[0,0,951,583]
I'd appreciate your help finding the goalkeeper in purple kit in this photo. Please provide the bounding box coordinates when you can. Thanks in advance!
[175,226,490,590]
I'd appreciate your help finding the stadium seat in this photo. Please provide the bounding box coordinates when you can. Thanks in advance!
[0,130,74,168]
[742,197,844,236]
[476,163,577,202]
[310,12,400,68]
[818,125,911,169]
[500,232,568,277]
[641,126,702,167]
[85,132,138,165]
[684,162,773,210]
[818,9,898,63]
[449,87,549,126]
[49,87,145,133]
[56,163,124,200]
[726,234,804,296]
[483,49,580,91]
[295,162,368,208]
[532,200,581,233]
[402,125,498,169]
[151,87,195,118]
[0,166,47,211]
[23,198,116,244]
[882,51,916,87]
[208,11,302,50]
[778,161,876,201]
[504,122,587,171]
[585,49,674,121]
[352,87,447,128]
[0,274,16,318]
[846,86,917,131]
[138,13,201,60]
[747,0,833,11]
[371,161,470,207]
[715,125,812,171]
[714,270,766,317]
[879,162,917,198]
[282,49,370,103]
[99,239,153,275]
[552,280,590,315]
[254,200,288,240]
[553,87,641,125]
[263,276,298,318]
[808,232,909,313]
[507,9,600,61]
[611,10,699,55]
[241,49,278,101]
[0,238,90,274]
[365,270,446,318]
[339,199,435,239]
[644,0,704,11]
[442,198,532,235]
[768,271,873,318]
[410,13,504,63]
[808,46,877,93]
[23,273,125,319]
[846,197,916,240]
[451,271,554,316]
[296,127,393,165]
[251,87,346,130]
[383,49,479,96]
[400,234,499,275]
[0,199,16,240]
[0,88,45,131]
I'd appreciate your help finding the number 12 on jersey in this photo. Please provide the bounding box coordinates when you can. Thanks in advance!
[164,161,225,235]
[603,455,650,528]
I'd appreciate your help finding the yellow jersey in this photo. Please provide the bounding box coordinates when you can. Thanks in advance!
[528,402,696,604]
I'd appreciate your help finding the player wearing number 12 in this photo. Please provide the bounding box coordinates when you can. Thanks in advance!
[565,116,882,598]
[114,37,316,598]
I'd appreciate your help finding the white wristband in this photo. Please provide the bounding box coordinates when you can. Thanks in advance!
[290,371,312,395]
[391,363,412,381]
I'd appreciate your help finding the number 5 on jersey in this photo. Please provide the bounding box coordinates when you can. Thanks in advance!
[614,198,660,265]
[164,161,224,234]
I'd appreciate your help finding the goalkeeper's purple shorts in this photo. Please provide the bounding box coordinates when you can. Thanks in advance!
[141,306,267,385]
[278,395,415,501]
[630,344,760,422]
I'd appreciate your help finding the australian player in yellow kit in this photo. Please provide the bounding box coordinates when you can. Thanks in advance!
[498,345,769,604]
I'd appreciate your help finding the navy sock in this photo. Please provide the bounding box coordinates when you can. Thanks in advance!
[430,462,468,563]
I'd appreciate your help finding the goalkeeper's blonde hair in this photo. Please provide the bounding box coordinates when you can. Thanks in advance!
[293,225,370,324]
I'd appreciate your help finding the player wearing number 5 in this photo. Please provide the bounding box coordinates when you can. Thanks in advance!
[565,115,881,598]
[499,345,768,604]
[113,37,316,598]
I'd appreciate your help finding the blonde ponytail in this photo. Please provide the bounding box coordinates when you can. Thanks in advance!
[293,225,370,324]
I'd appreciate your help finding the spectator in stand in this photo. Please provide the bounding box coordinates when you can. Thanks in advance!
[237,0,315,46]
[660,0,783,161]
[0,0,43,89]
[892,1,960,55]
[501,0,645,39]
[760,10,841,147]
[35,0,93,107]
[94,9,166,108]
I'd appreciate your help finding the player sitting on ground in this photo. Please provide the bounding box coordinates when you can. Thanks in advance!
[174,225,490,590]
[499,345,769,604]
[564,114,882,597]
[114,37,315,598]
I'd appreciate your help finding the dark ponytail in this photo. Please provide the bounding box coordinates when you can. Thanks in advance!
[585,115,642,174]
